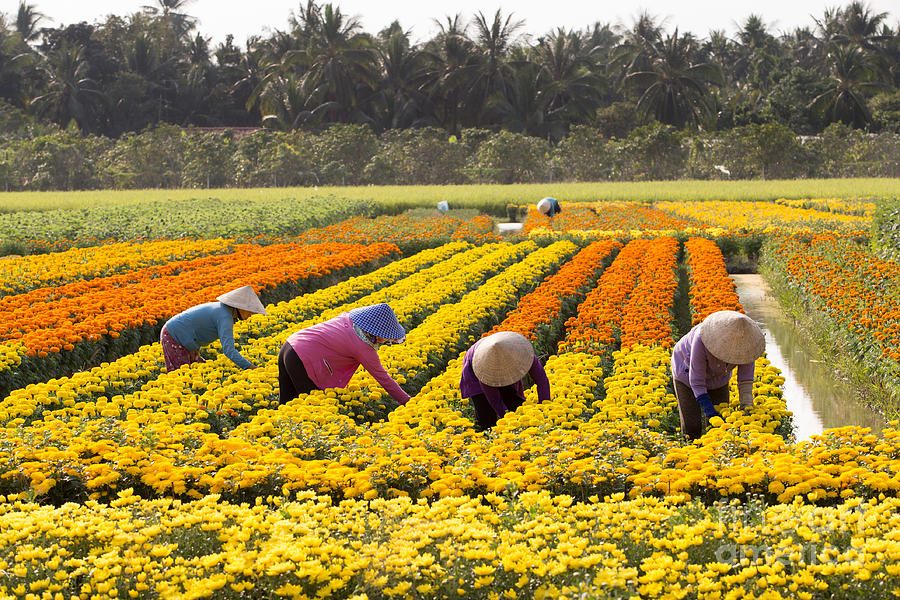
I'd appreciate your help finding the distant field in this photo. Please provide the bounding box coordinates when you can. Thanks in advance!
[1,178,898,214]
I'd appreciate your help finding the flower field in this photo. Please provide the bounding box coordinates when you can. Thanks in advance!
[2,197,900,598]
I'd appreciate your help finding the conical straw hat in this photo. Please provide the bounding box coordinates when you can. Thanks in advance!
[217,286,267,315]
[472,331,535,387]
[698,310,765,365]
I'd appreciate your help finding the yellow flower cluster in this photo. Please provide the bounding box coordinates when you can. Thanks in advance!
[657,200,869,232]
[774,196,876,217]
[4,488,900,600]
[0,237,233,295]
[597,345,677,426]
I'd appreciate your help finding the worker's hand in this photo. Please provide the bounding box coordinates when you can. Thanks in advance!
[696,393,721,419]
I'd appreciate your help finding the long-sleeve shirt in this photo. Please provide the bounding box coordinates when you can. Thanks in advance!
[164,302,253,369]
[459,339,551,417]
[287,313,410,404]
[671,324,754,397]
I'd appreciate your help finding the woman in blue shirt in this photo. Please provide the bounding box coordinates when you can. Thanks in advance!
[160,286,267,371]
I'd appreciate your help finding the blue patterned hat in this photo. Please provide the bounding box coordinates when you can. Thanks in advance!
[348,303,406,342]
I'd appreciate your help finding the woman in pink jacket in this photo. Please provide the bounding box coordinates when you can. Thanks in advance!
[277,303,410,405]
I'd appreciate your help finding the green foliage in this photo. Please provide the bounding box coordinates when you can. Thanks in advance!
[594,102,638,139]
[0,195,374,246]
[687,122,819,180]
[871,91,900,133]
[181,131,236,189]
[364,127,468,185]
[5,131,112,191]
[101,124,188,188]
[468,130,550,184]
[615,122,686,180]
[551,125,613,182]
[872,198,900,261]
[761,67,829,134]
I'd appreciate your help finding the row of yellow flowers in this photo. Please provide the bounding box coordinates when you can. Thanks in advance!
[773,196,876,217]
[0,237,235,296]
[656,200,869,233]
[4,486,900,599]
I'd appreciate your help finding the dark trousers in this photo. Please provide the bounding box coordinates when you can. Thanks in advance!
[278,342,319,403]
[470,386,525,431]
[674,380,729,440]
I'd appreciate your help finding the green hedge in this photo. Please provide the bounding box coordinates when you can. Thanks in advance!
[873,199,900,261]
[2,122,899,193]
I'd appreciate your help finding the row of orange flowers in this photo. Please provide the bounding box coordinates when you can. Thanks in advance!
[0,241,398,360]
[522,203,700,234]
[683,237,744,325]
[558,238,653,357]
[294,213,498,247]
[618,236,679,350]
[484,239,622,353]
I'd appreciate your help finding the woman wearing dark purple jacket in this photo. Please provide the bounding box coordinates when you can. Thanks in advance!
[671,310,765,440]
[460,331,551,430]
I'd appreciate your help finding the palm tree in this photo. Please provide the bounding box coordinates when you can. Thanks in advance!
[256,71,335,130]
[533,28,603,128]
[625,30,724,129]
[733,14,782,94]
[142,0,197,41]
[835,1,890,53]
[294,3,378,123]
[614,11,665,77]
[421,14,476,133]
[371,23,431,130]
[467,9,525,126]
[30,40,106,130]
[490,59,560,138]
[15,2,45,44]
[0,15,34,106]
[178,33,215,123]
[810,44,887,129]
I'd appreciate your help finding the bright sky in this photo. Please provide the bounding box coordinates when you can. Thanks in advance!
[11,0,899,46]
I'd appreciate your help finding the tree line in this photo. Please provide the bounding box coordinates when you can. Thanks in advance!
[2,121,897,191]
[1,0,899,141]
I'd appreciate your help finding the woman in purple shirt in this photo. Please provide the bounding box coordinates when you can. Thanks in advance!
[460,331,551,430]
[671,310,765,440]
[278,303,410,405]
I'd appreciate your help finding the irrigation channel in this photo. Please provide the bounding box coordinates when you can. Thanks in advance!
[733,274,885,442]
